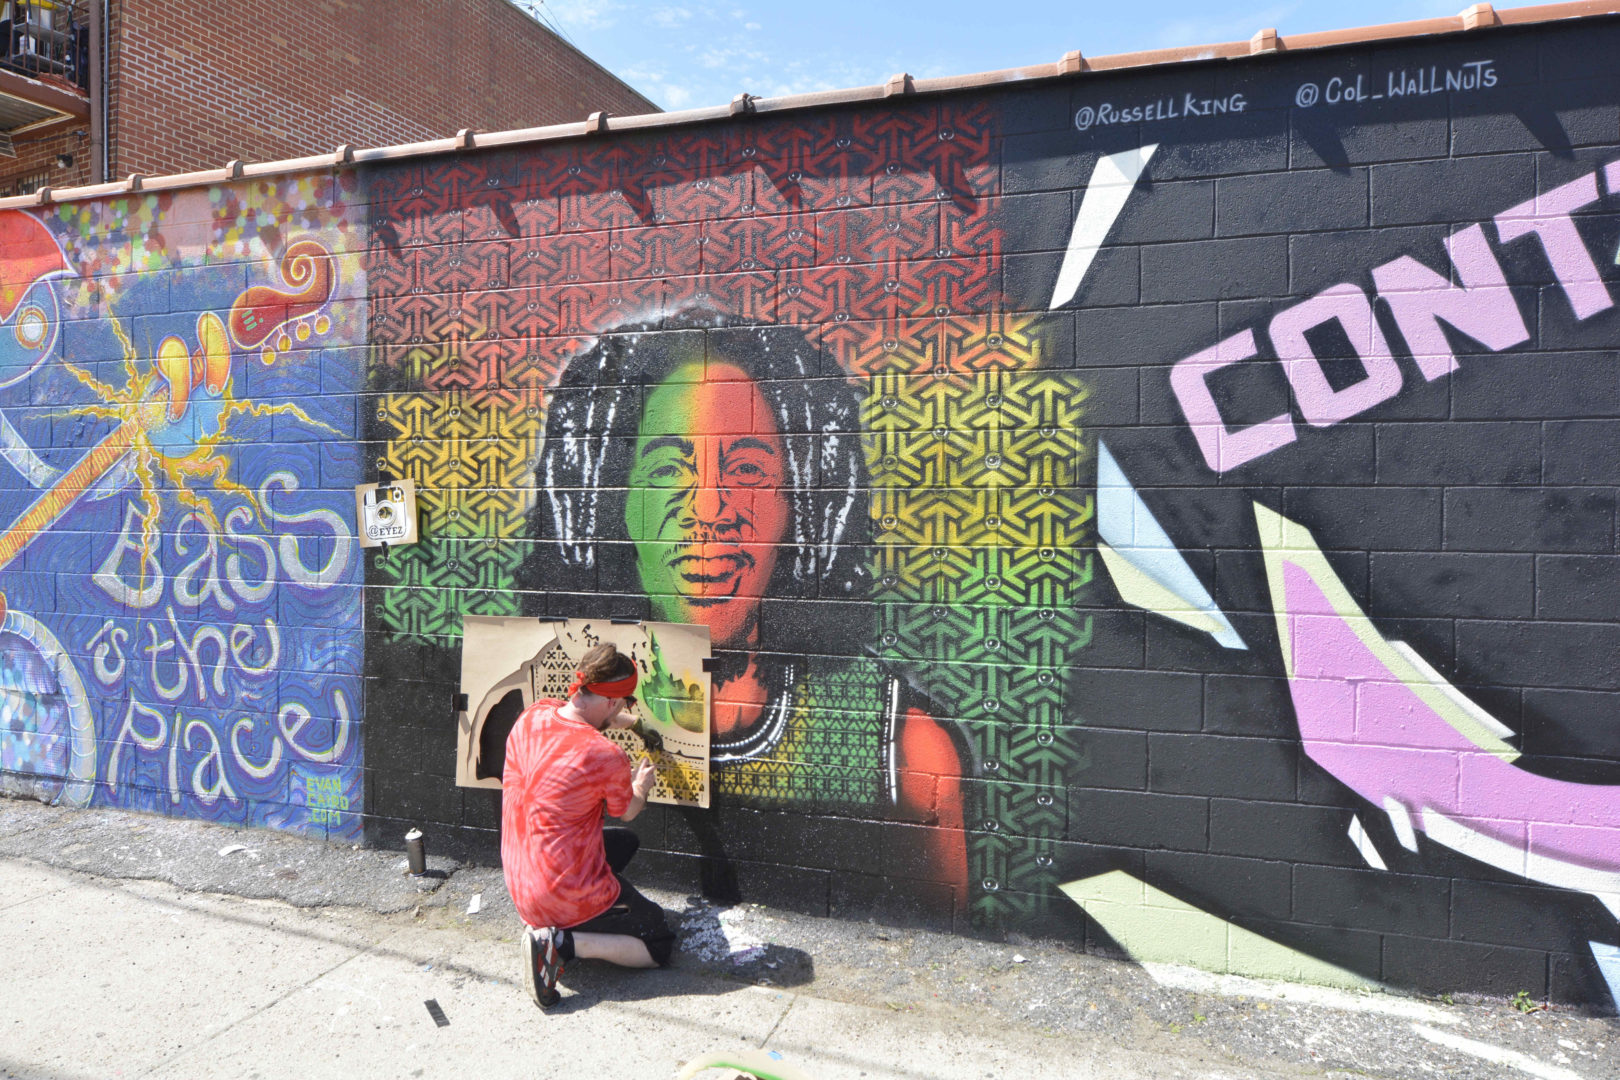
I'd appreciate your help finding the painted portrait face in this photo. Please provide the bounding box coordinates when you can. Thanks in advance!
[626,360,790,648]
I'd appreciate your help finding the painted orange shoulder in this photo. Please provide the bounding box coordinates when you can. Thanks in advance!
[0,211,69,322]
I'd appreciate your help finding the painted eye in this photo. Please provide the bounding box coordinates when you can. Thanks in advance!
[14,306,48,349]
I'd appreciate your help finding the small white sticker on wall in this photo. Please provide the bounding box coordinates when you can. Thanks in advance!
[354,478,419,548]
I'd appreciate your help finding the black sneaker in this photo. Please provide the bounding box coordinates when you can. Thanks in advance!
[524,926,564,1008]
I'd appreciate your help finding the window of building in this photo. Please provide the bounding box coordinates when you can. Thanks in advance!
[0,169,51,197]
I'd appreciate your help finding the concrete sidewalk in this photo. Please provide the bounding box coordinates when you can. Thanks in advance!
[1,799,1614,1080]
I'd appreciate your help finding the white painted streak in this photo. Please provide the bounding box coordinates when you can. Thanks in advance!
[1411,1023,1585,1080]
[1348,815,1388,871]
[1383,796,1419,853]
[1421,808,1620,920]
[1048,143,1157,310]
[0,407,59,488]
[1142,963,1457,1024]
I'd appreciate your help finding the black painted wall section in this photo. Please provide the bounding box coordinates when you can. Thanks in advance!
[356,16,1620,1010]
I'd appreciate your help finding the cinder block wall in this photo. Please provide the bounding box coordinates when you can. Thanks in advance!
[3,11,1619,1011]
[107,0,656,177]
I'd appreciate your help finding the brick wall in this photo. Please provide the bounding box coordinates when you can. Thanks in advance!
[107,0,655,176]
[3,12,1620,1013]
[0,123,91,194]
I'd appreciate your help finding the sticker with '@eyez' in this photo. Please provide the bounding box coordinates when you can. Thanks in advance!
[354,478,419,548]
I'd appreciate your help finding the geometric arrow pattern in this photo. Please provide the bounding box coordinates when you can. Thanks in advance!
[860,311,1096,925]
[364,102,1005,648]
[367,388,544,641]
[712,657,888,807]
[362,101,1093,928]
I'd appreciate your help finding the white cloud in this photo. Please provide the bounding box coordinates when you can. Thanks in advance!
[1152,3,1300,47]
[582,5,956,111]
[541,0,621,31]
[610,60,695,110]
[698,44,772,70]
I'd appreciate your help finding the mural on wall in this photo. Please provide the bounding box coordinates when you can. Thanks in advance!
[361,105,1090,922]
[1258,503,1620,917]
[3,9,1620,1012]
[1050,31,1620,1006]
[0,179,366,837]
[352,20,1620,1008]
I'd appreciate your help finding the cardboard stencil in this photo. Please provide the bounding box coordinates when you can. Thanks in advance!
[456,616,712,808]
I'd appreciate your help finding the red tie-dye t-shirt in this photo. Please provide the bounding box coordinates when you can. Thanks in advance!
[501,700,633,929]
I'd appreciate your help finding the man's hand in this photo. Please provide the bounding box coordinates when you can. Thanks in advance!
[631,758,658,799]
[618,758,658,822]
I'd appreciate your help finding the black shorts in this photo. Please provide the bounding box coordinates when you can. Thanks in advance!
[562,827,675,967]
[567,874,676,967]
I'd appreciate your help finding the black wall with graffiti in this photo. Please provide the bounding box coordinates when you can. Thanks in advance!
[354,16,1620,1009]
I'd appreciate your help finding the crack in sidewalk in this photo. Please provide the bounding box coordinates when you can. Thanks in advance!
[134,930,401,1078]
[758,993,796,1049]
[0,883,67,914]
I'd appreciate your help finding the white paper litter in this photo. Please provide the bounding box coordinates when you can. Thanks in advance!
[682,901,769,963]
[218,844,250,856]
[467,893,482,915]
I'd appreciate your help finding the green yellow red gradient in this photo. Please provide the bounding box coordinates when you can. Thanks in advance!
[626,360,789,650]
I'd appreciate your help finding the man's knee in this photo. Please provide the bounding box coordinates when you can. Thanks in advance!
[644,929,674,967]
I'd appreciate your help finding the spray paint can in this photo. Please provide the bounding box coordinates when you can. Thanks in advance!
[405,827,426,875]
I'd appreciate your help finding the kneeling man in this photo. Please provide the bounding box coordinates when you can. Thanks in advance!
[502,643,675,1007]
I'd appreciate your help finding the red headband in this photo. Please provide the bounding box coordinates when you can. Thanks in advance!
[567,670,638,699]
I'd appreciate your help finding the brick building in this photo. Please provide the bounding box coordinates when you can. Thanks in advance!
[0,0,654,196]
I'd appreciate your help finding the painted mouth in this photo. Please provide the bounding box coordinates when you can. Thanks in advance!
[669,548,754,601]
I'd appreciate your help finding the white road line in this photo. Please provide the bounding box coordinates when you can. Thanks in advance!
[1412,1023,1585,1080]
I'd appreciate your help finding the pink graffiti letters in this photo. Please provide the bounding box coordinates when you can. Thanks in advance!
[1173,163,1616,472]
[1495,172,1612,319]
[1258,505,1620,918]
[1372,223,1529,382]
[1270,283,1402,428]
[1168,329,1299,472]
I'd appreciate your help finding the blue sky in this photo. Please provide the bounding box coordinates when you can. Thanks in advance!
[523,0,1466,111]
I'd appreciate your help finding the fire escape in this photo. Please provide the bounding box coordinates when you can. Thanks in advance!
[0,0,90,190]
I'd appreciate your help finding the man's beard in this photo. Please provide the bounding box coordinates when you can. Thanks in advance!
[708,648,789,698]
[707,649,752,688]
